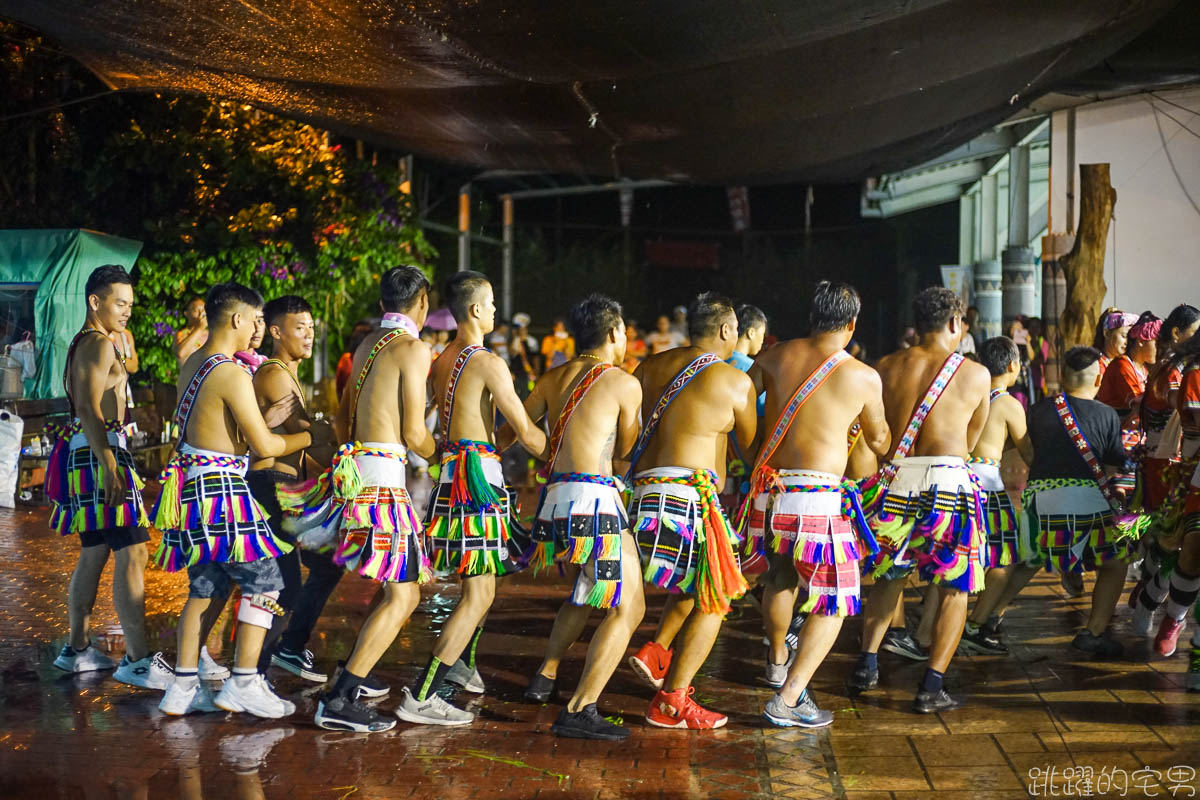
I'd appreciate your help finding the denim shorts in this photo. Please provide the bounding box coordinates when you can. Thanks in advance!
[187,557,285,599]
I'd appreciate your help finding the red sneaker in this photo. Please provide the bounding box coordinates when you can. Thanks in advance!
[628,641,672,689]
[1156,616,1186,657]
[646,687,727,730]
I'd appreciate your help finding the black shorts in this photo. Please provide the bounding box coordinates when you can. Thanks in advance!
[79,526,151,551]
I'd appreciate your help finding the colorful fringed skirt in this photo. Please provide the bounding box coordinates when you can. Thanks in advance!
[531,473,628,609]
[969,458,1017,569]
[334,445,427,584]
[424,441,527,577]
[1020,479,1130,573]
[868,456,987,594]
[630,467,748,616]
[47,429,149,537]
[748,470,874,617]
[151,444,291,571]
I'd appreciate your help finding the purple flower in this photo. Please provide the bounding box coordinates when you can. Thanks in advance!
[154,322,175,337]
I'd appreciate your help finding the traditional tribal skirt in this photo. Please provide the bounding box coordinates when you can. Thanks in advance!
[1020,479,1130,573]
[531,473,627,609]
[152,444,289,571]
[747,470,875,617]
[424,440,527,577]
[969,458,1018,568]
[630,467,747,616]
[47,429,149,536]
[868,456,987,593]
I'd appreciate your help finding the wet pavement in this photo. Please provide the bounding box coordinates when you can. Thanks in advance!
[1,502,1199,800]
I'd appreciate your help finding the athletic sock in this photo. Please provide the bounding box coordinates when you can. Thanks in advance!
[415,656,451,701]
[175,668,199,691]
[1165,568,1200,621]
[464,627,484,670]
[920,668,944,693]
[232,666,256,687]
[858,651,878,672]
[1142,571,1170,610]
[331,667,365,700]
[964,621,980,635]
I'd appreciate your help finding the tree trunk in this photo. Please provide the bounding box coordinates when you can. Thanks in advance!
[1059,163,1116,349]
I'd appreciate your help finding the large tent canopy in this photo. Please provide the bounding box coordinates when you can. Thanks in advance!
[4,1,1199,184]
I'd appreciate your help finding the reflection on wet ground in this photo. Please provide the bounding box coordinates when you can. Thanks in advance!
[1,503,1198,799]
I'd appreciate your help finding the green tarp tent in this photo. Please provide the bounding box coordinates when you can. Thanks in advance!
[0,229,143,399]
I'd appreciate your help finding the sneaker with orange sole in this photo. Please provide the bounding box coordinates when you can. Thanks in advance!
[646,686,727,730]
[629,641,672,689]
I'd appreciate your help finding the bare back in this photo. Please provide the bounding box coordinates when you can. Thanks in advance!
[341,328,430,446]
[530,359,641,476]
[971,392,1025,461]
[429,338,497,443]
[875,343,990,459]
[176,351,255,456]
[634,348,755,482]
[752,338,888,476]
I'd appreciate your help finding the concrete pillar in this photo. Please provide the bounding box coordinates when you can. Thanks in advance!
[974,173,1002,340]
[501,194,514,319]
[457,184,471,272]
[1002,145,1037,325]
[958,193,975,268]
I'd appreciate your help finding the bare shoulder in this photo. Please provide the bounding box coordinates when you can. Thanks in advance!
[608,368,641,395]
[714,361,753,391]
[843,358,883,387]
[74,332,113,364]
[875,349,904,374]
[254,362,291,394]
[963,359,992,387]
[479,350,511,375]
[996,393,1025,418]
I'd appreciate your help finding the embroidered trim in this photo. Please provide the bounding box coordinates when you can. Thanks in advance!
[625,353,721,481]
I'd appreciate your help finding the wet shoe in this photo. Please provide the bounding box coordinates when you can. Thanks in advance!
[334,661,390,699]
[1131,597,1158,637]
[524,672,556,703]
[394,686,475,726]
[763,647,796,689]
[1155,616,1186,657]
[114,652,174,690]
[959,624,1009,656]
[315,695,397,733]
[272,647,327,683]
[54,644,116,673]
[763,691,833,729]
[847,664,879,693]
[785,613,808,650]
[199,646,231,681]
[1061,571,1086,598]
[1188,643,1200,692]
[551,704,630,741]
[629,641,672,689]
[881,629,930,661]
[982,614,1004,638]
[645,686,727,730]
[219,727,293,771]
[1072,629,1124,659]
[215,674,296,718]
[446,658,486,694]
[159,680,220,715]
[913,688,961,714]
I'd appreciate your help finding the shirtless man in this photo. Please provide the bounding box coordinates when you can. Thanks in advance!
[852,287,990,713]
[282,266,438,733]
[519,294,645,741]
[155,282,322,718]
[48,266,168,689]
[742,282,889,727]
[402,271,547,723]
[959,337,1032,655]
[174,295,208,366]
[624,292,756,729]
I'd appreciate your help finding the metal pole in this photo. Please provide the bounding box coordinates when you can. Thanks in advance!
[502,194,514,319]
[458,184,471,272]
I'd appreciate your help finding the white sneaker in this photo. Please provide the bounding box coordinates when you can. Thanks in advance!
[215,674,296,719]
[114,652,174,690]
[159,680,220,715]
[53,644,116,673]
[1132,601,1157,637]
[199,646,231,681]
[446,659,486,694]
[219,727,293,771]
[394,686,475,726]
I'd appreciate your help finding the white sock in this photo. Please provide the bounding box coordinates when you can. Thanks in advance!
[232,667,257,687]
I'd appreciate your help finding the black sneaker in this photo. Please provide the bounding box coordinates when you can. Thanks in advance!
[335,661,390,699]
[272,648,327,683]
[881,629,930,661]
[847,664,879,693]
[785,613,808,650]
[913,688,961,714]
[550,704,630,741]
[1072,629,1124,659]
[982,614,1004,639]
[959,625,1009,656]
[1061,571,1086,598]
[524,672,556,703]
[314,695,396,733]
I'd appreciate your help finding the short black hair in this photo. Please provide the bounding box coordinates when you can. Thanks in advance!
[568,293,624,352]
[381,265,430,313]
[205,282,263,321]
[979,336,1019,377]
[687,292,736,340]
[913,287,965,335]
[809,281,861,334]
[264,295,312,330]
[1063,345,1102,374]
[444,270,491,322]
[735,304,767,336]
[1162,304,1200,349]
[85,265,133,299]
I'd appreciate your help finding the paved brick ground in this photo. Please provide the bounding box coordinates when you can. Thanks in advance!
[1,503,1198,800]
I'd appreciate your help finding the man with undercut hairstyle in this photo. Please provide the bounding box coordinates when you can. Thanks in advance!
[400,270,547,725]
[155,282,328,719]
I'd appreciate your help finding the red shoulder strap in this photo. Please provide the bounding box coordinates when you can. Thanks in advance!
[546,363,614,470]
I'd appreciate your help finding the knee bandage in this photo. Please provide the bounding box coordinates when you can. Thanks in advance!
[237,591,284,629]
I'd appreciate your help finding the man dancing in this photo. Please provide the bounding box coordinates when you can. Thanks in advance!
[520,294,645,741]
[625,293,756,729]
[48,265,169,688]
[403,271,547,722]
[743,282,889,727]
[155,283,321,718]
[854,287,990,713]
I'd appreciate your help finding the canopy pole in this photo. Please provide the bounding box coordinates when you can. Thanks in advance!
[458,184,471,272]
[501,194,514,319]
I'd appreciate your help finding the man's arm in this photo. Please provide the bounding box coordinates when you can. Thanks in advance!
[400,344,436,460]
[858,368,891,458]
[111,331,139,375]
[75,337,124,505]
[1005,398,1034,465]
[174,327,206,364]
[485,354,548,459]
[254,366,308,433]
[613,373,643,462]
[731,372,758,456]
[964,366,992,453]
[746,359,765,399]
[223,364,312,458]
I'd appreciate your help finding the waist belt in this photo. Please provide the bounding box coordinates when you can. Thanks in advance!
[549,471,618,488]
[968,456,1001,468]
[441,439,503,513]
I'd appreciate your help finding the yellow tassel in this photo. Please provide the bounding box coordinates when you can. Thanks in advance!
[155,466,183,531]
